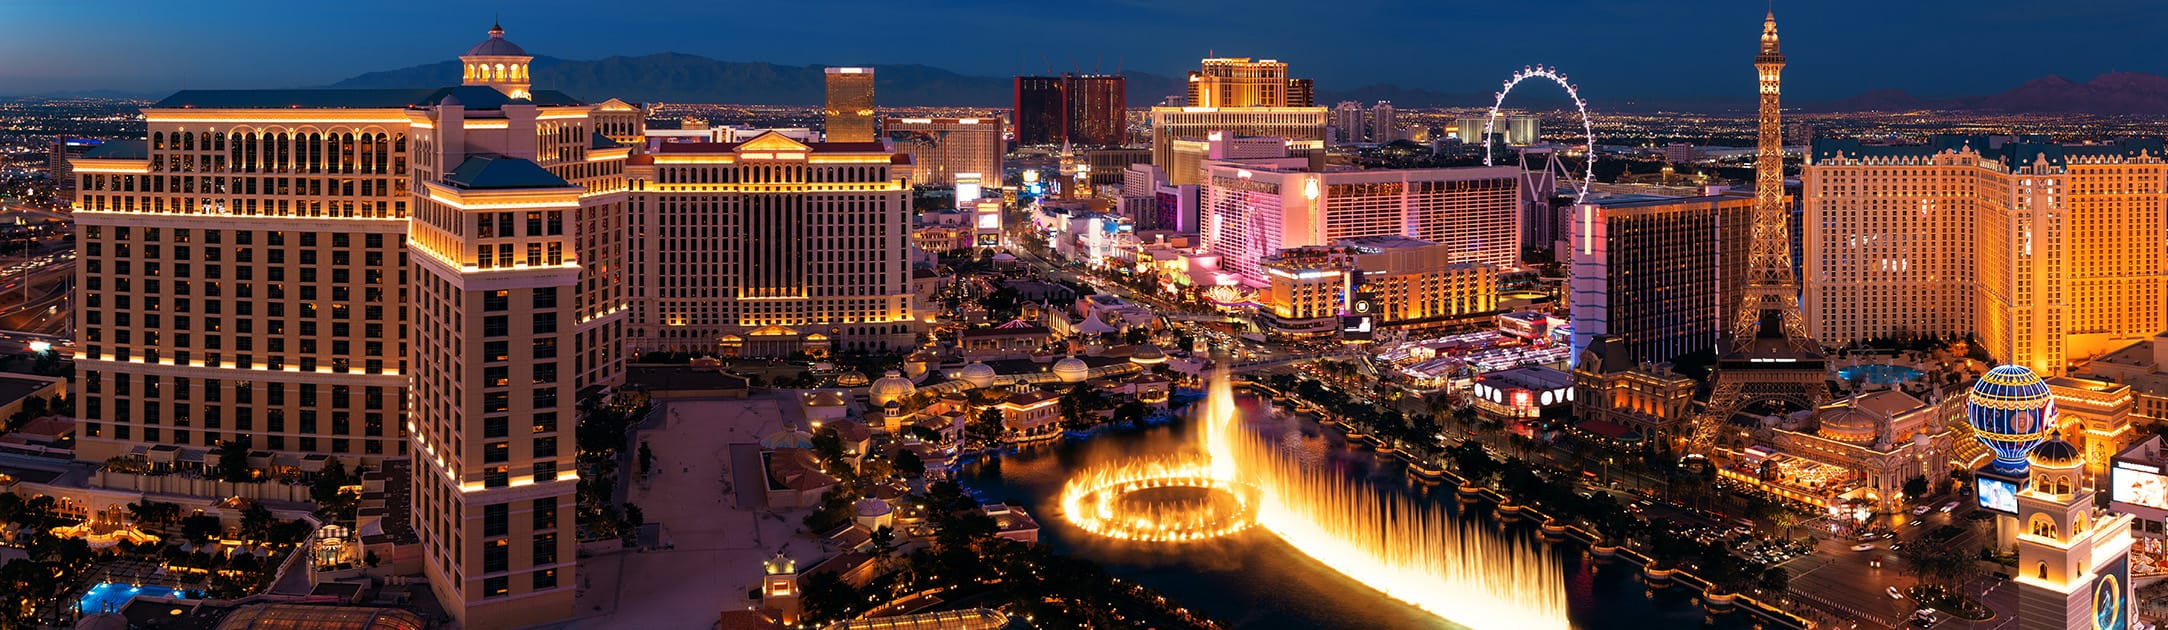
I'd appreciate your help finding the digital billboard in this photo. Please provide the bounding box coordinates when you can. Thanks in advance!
[1340,315,1373,341]
[1977,476,2018,514]
[2111,462,2168,510]
[2093,553,2129,630]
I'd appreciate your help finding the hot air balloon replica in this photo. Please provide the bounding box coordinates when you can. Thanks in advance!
[1967,364,2055,475]
[1965,364,2056,520]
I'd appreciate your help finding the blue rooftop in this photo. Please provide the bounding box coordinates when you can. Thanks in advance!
[79,140,148,160]
[1812,135,2167,168]
[442,155,572,190]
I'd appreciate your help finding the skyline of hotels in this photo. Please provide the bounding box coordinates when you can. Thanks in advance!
[5,8,2166,630]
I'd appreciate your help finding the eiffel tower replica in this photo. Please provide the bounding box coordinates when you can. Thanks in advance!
[1690,9,1830,452]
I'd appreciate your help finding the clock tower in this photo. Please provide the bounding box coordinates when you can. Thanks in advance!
[2014,431,2134,630]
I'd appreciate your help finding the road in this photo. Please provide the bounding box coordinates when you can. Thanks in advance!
[0,259,71,337]
[1775,498,2012,628]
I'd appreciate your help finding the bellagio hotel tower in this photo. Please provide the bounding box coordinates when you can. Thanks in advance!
[68,25,643,628]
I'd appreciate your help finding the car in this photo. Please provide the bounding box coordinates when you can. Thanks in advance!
[1850,543,1876,552]
[1888,586,1905,599]
[1911,504,1933,516]
[1941,501,1961,513]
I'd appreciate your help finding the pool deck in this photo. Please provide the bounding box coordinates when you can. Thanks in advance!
[77,582,188,615]
[564,392,829,629]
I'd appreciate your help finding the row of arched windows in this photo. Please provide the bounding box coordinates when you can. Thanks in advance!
[464,62,527,83]
[150,131,407,175]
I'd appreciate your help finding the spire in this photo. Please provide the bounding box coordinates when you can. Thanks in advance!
[1760,9,1780,55]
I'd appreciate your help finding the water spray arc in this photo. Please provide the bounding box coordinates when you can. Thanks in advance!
[1059,371,1572,630]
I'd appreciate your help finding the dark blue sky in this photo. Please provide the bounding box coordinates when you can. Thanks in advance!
[4,0,2163,102]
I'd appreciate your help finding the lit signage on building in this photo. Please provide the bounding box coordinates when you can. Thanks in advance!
[1977,476,2019,514]
[2111,463,2168,510]
[1340,315,1373,341]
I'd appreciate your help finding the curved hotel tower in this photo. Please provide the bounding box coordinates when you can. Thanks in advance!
[70,26,638,629]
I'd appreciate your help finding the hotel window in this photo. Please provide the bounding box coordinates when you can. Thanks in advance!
[533,499,557,531]
[484,503,507,536]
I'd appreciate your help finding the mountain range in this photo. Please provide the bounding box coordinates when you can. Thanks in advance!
[1813,72,2168,115]
[6,53,2117,116]
[325,53,1511,109]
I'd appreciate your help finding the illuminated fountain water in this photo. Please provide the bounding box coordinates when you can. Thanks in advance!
[1060,371,1573,629]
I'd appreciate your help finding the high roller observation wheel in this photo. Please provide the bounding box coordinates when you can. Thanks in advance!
[1483,65,1596,204]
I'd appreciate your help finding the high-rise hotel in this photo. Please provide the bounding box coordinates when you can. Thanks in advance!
[1801,136,2168,375]
[623,133,915,356]
[1149,57,1328,182]
[69,25,654,628]
[1192,137,1520,286]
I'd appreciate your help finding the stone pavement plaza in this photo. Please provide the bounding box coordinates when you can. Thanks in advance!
[564,395,827,629]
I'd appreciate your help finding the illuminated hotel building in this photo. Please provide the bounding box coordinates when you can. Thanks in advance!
[2011,434,2135,630]
[1151,57,1327,181]
[823,67,877,143]
[1151,107,1327,184]
[1802,137,2168,375]
[1199,156,1520,287]
[1011,74,1127,147]
[883,117,1003,188]
[70,96,422,466]
[1285,78,1315,107]
[1258,236,1498,336]
[71,25,629,629]
[1567,194,1753,366]
[1187,58,1299,108]
[2077,333,2168,427]
[589,98,647,145]
[624,133,915,356]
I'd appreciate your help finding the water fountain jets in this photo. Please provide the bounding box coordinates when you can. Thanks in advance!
[1059,370,1573,630]
[1059,457,1259,543]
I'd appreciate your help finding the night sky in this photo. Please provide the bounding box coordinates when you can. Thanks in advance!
[4,0,2164,102]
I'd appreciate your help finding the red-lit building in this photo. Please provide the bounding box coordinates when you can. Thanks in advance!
[1013,74,1126,147]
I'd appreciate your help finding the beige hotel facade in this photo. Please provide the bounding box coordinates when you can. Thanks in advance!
[64,24,914,629]
[1801,137,2168,376]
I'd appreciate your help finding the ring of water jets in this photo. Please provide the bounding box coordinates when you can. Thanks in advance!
[1061,459,1260,543]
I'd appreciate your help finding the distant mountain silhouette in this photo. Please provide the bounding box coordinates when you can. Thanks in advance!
[1815,72,2168,115]
[330,53,1200,108]
[328,53,1505,109]
[326,54,2168,115]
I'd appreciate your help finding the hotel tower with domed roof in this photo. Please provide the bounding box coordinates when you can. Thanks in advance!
[67,23,642,629]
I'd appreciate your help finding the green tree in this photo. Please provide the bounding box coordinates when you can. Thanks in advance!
[215,440,254,483]
[179,514,223,544]
[1112,400,1149,426]
[240,502,277,540]
[894,449,927,479]
[126,500,182,530]
[800,571,865,623]
[310,458,359,522]
[969,408,1005,445]
[1758,566,1791,594]
[1903,475,1930,501]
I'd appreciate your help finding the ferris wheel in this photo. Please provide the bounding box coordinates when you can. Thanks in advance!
[1481,66,1597,203]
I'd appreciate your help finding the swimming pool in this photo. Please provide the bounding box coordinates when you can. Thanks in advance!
[77,581,189,615]
[1838,363,1925,385]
